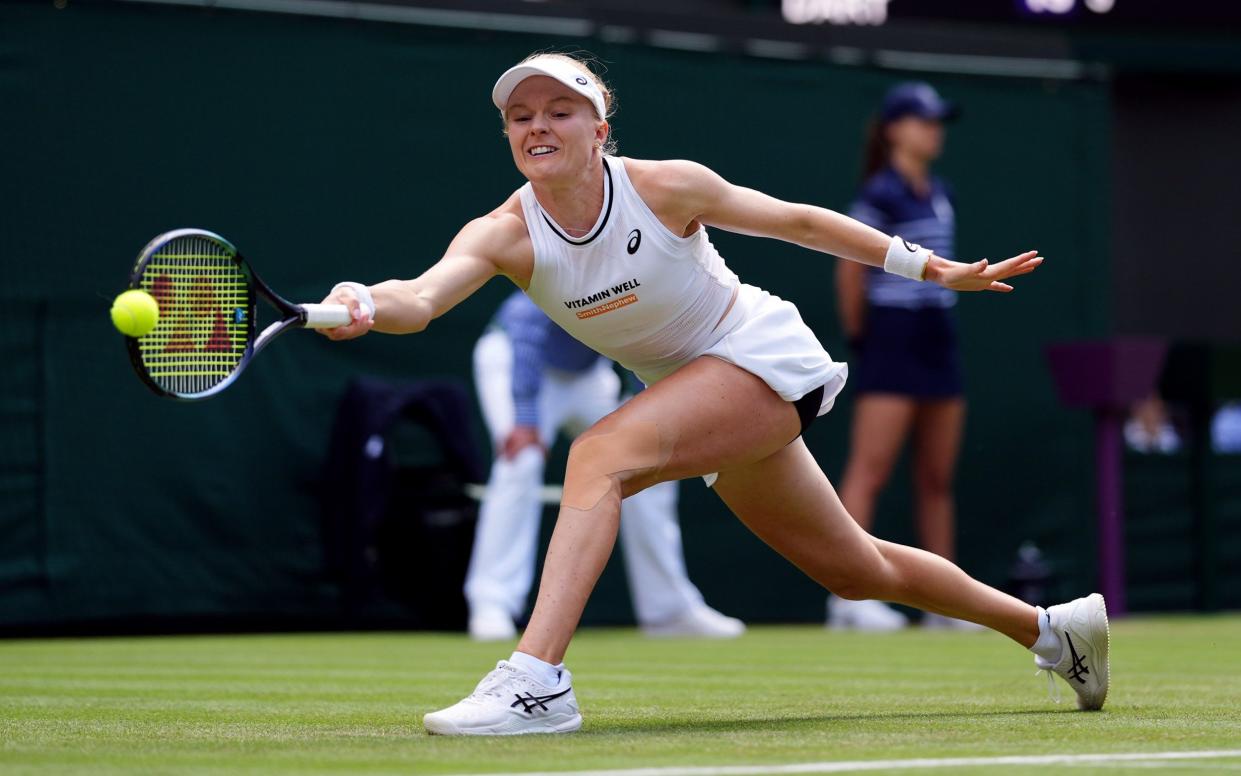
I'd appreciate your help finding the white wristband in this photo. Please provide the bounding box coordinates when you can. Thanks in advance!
[331,281,375,321]
[884,235,931,281]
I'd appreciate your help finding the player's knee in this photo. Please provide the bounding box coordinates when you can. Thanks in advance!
[562,422,664,511]
[561,441,619,509]
[823,547,898,601]
[828,575,885,601]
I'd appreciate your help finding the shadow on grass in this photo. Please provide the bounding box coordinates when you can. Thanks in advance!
[578,707,1069,736]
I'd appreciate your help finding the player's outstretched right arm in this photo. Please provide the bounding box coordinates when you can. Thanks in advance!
[319,209,530,340]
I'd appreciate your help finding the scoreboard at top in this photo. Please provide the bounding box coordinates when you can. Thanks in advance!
[780,0,1240,29]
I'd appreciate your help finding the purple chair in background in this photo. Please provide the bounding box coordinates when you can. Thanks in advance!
[1045,338,1168,616]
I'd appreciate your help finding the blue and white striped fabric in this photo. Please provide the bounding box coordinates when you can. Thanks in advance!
[493,291,607,426]
[849,166,957,310]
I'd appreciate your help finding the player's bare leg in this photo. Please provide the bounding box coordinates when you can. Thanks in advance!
[517,356,808,664]
[711,418,1106,710]
[518,355,1047,661]
[426,356,1107,735]
[713,437,1037,645]
[425,356,806,736]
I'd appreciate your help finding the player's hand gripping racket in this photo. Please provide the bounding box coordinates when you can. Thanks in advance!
[124,228,365,400]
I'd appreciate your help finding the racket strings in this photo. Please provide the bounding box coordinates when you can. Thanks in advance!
[135,234,252,396]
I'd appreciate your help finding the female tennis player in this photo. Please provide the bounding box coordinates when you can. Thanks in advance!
[320,53,1109,735]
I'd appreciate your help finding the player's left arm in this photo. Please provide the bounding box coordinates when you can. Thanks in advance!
[662,160,1042,293]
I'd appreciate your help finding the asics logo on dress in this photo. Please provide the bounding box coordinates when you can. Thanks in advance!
[627,229,642,254]
[510,687,573,714]
[1064,632,1090,684]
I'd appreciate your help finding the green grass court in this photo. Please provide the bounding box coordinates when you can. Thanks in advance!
[2,617,1239,775]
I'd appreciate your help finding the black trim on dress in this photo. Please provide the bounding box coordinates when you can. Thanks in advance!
[540,158,614,246]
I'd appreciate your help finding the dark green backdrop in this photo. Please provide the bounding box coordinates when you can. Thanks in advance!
[6,0,1203,630]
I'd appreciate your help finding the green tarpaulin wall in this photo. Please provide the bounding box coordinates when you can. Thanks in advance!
[1,0,1234,629]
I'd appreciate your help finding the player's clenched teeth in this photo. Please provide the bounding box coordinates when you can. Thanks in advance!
[528,146,558,156]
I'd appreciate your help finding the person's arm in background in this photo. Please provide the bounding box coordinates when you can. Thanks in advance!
[500,296,551,459]
[835,261,867,344]
[836,199,885,345]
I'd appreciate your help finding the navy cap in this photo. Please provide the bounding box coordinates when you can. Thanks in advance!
[880,82,960,123]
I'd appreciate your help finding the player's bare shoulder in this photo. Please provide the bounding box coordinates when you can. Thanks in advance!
[620,158,720,238]
[464,191,536,287]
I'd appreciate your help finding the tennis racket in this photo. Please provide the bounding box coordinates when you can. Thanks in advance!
[124,228,360,401]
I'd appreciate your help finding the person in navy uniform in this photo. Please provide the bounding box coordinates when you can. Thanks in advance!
[830,82,974,631]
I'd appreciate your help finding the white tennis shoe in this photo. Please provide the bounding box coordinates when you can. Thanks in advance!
[1036,593,1110,710]
[423,660,582,736]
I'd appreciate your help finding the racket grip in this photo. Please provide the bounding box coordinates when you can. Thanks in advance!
[301,303,355,328]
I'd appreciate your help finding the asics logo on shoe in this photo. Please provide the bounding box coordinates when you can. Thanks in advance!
[1065,632,1090,684]
[510,687,573,714]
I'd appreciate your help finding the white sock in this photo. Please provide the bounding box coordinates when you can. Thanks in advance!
[508,651,561,687]
[1029,606,1063,665]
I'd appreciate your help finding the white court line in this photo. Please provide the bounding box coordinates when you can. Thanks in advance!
[449,750,1241,776]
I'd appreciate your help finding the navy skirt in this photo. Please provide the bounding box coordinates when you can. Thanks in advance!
[850,305,963,398]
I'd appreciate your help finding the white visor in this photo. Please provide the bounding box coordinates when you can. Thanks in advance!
[492,56,606,120]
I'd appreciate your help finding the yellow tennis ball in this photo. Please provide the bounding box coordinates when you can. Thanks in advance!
[111,289,160,337]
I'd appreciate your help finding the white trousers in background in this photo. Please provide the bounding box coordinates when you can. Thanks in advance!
[464,329,707,626]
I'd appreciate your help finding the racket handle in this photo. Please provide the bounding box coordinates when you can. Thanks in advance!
[300,303,354,328]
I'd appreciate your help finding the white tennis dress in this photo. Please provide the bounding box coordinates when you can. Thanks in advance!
[520,156,847,482]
